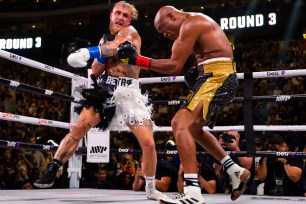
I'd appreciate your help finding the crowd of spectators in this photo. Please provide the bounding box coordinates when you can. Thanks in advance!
[0,0,306,196]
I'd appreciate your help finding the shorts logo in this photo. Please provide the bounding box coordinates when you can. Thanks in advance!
[106,76,132,87]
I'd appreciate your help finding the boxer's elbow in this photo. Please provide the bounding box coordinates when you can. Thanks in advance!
[168,62,183,75]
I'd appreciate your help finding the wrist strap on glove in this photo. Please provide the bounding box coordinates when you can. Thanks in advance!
[96,57,107,64]
[136,55,151,69]
[88,46,101,59]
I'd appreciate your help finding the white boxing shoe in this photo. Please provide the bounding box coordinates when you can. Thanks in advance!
[146,188,169,201]
[160,186,205,204]
[229,167,251,201]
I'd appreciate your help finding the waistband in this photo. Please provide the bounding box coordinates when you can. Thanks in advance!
[198,57,232,66]
[197,57,235,75]
[98,75,140,88]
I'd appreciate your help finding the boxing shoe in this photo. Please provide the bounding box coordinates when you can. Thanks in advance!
[229,167,251,201]
[34,171,54,188]
[146,188,169,201]
[160,186,205,204]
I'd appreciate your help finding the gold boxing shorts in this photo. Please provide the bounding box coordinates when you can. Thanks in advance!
[181,58,238,128]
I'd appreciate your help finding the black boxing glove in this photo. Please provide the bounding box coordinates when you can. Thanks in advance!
[184,67,199,89]
[117,41,151,69]
[90,74,100,90]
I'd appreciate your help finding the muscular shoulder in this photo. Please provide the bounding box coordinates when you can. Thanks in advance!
[183,13,215,31]
[116,26,140,42]
[116,25,141,52]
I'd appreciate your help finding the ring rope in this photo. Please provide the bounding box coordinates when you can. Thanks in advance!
[1,111,306,132]
[0,76,82,104]
[0,49,87,82]
[1,139,306,158]
[0,76,186,106]
[1,50,306,85]
[153,93,306,105]
[139,69,306,84]
[1,75,305,108]
[0,111,74,129]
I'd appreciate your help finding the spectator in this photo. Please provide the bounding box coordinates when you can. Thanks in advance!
[117,154,136,177]
[27,136,47,172]
[257,134,303,196]
[14,165,29,189]
[249,137,266,195]
[15,149,35,171]
[163,139,180,169]
[133,159,178,192]
[83,166,115,189]
[116,171,133,190]
[21,179,34,190]
[0,149,16,189]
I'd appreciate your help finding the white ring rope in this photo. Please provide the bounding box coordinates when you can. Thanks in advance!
[1,49,306,84]
[139,70,306,84]
[0,49,87,82]
[1,111,306,132]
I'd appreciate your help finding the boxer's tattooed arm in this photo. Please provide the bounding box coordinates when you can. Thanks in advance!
[101,26,137,57]
[126,65,140,78]
[100,42,119,57]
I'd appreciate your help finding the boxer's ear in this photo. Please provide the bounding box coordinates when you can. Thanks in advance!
[167,12,176,21]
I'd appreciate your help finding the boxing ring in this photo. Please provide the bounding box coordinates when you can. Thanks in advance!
[0,49,306,203]
[1,188,306,204]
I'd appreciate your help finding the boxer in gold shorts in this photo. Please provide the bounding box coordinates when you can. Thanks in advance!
[117,5,250,204]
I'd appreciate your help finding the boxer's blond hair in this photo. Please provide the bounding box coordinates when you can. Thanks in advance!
[113,1,138,21]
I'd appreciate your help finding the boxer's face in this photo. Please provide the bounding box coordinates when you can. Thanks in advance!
[109,5,132,34]
[155,17,179,40]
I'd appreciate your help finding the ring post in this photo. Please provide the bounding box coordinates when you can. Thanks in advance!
[68,78,83,188]
[243,73,256,155]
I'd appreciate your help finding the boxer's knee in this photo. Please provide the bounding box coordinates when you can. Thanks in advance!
[171,114,188,132]
[140,136,155,152]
